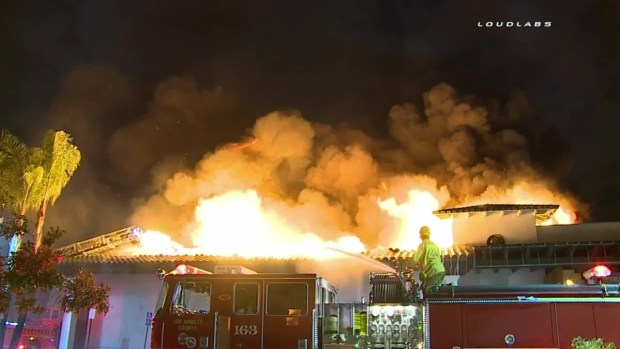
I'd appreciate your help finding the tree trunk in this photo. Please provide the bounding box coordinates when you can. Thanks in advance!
[0,311,7,348]
[0,215,26,347]
[0,295,16,348]
[8,310,27,349]
[0,284,16,347]
[34,199,48,251]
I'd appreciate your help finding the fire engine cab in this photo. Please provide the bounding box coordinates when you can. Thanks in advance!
[151,265,338,349]
[151,264,620,349]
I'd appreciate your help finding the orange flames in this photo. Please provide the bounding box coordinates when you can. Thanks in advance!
[378,189,454,249]
[132,189,367,258]
[131,185,577,257]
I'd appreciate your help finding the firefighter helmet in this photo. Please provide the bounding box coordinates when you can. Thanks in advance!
[419,226,431,238]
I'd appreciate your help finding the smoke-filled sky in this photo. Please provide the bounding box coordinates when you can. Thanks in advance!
[1,1,619,245]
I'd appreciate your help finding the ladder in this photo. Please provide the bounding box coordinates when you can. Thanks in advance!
[56,226,143,257]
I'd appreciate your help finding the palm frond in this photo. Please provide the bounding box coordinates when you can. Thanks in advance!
[40,130,81,206]
[0,130,29,165]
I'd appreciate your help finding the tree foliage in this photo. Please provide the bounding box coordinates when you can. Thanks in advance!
[0,129,45,216]
[3,227,64,314]
[572,337,617,349]
[61,269,110,314]
[33,130,81,248]
[0,218,109,316]
[0,129,81,249]
[0,129,91,349]
[37,130,81,207]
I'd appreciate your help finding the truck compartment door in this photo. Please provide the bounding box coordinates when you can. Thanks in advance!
[214,313,230,349]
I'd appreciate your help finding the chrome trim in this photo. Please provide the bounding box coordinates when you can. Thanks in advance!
[214,311,219,349]
[424,302,430,349]
[160,322,164,349]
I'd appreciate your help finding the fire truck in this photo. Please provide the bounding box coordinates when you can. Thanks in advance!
[150,264,620,349]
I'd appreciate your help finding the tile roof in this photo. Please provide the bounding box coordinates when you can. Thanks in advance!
[433,204,560,224]
[59,242,620,277]
[433,204,559,215]
[60,254,302,264]
[60,246,474,265]
[364,246,473,260]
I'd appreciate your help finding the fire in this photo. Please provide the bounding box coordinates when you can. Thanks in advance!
[125,88,584,259]
[191,190,305,257]
[326,236,366,253]
[378,190,453,249]
[466,181,578,225]
[540,206,573,226]
[133,190,366,258]
[132,230,186,255]
[132,182,578,256]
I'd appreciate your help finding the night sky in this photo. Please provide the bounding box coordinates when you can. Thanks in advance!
[1,1,619,244]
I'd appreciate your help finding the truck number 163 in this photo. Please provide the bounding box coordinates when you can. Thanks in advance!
[234,325,258,335]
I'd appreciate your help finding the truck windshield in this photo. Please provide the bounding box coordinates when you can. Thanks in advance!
[171,281,211,315]
[153,281,169,317]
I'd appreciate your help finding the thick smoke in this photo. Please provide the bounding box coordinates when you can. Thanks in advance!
[44,65,138,242]
[126,82,579,250]
[40,63,578,247]
[107,76,241,185]
[46,70,254,244]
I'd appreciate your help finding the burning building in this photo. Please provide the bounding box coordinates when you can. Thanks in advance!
[50,204,620,349]
[5,84,617,347]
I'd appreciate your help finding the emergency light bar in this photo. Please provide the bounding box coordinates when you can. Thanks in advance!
[213,265,257,274]
[583,265,611,279]
[165,264,211,276]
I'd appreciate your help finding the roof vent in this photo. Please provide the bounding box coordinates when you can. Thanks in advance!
[487,234,506,247]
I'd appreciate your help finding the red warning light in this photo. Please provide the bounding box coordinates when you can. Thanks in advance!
[171,264,211,275]
[583,265,611,279]
[176,264,188,274]
[592,265,611,277]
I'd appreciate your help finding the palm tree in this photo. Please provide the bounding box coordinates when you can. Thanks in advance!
[7,131,80,349]
[32,130,81,250]
[1,130,81,349]
[0,130,45,218]
[0,130,44,347]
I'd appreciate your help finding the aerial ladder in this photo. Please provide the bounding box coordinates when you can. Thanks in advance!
[56,226,143,257]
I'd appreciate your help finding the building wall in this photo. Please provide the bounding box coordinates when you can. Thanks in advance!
[538,222,620,243]
[451,211,537,245]
[0,236,10,258]
[544,267,583,284]
[86,273,161,349]
[456,268,546,285]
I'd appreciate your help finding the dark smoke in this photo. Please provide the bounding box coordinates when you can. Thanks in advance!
[2,2,615,245]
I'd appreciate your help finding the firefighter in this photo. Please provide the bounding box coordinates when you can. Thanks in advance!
[414,225,445,295]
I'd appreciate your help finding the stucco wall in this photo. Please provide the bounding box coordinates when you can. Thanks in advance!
[86,273,161,349]
[451,211,537,245]
[537,221,620,243]
[456,268,546,285]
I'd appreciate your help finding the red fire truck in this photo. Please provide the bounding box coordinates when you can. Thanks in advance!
[150,264,620,349]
